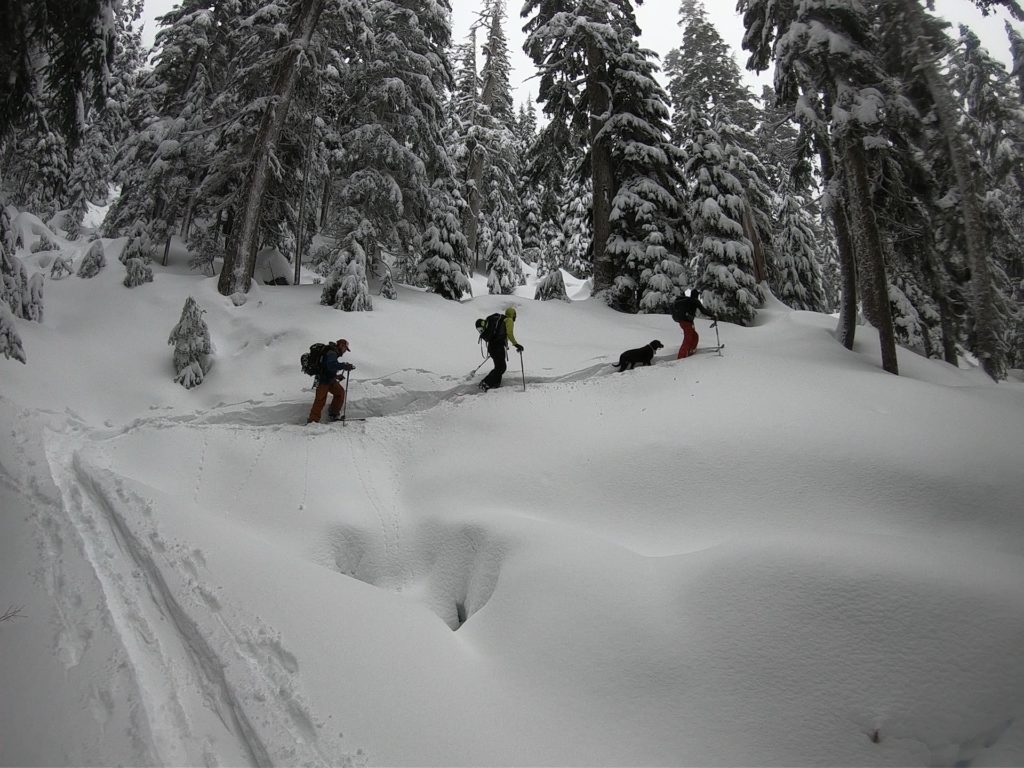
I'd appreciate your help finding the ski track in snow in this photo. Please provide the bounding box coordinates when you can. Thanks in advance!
[12,360,623,764]
[39,424,362,766]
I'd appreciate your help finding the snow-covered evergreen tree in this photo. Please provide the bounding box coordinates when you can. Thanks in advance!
[417,181,472,301]
[322,233,373,312]
[523,0,641,294]
[559,174,592,279]
[380,267,398,300]
[121,221,154,265]
[604,39,689,314]
[6,118,70,221]
[326,0,454,296]
[680,107,763,326]
[0,305,26,364]
[771,194,827,311]
[486,218,519,295]
[77,240,106,278]
[24,274,44,322]
[50,255,74,280]
[123,258,154,288]
[534,269,570,301]
[168,296,212,389]
[1,209,29,320]
[1008,22,1024,98]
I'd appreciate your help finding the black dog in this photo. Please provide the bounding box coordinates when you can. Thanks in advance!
[612,340,664,371]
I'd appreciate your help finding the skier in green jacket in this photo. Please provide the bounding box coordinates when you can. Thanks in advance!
[479,307,523,391]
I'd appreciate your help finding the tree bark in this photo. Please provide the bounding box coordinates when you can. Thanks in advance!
[903,0,1004,379]
[818,143,858,349]
[587,42,615,294]
[741,202,768,283]
[217,0,327,296]
[844,135,899,375]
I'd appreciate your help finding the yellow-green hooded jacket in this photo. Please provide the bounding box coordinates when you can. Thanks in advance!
[503,307,519,347]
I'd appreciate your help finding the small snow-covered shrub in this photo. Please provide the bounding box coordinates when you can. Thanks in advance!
[168,296,212,388]
[120,221,153,265]
[50,255,73,279]
[31,233,58,254]
[0,305,26,363]
[534,269,569,302]
[77,240,106,278]
[25,274,43,322]
[123,256,154,288]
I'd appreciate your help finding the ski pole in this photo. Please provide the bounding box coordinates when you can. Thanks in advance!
[469,357,489,377]
[342,369,351,423]
[711,320,722,355]
[519,349,526,391]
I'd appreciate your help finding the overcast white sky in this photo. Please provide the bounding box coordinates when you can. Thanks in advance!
[139,0,1022,107]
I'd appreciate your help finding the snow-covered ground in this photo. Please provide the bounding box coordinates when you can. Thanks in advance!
[2,216,1024,766]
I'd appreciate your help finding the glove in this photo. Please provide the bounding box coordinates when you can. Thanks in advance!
[340,362,355,371]
[515,344,524,352]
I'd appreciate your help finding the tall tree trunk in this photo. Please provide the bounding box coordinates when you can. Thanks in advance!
[818,143,858,349]
[587,42,615,294]
[217,0,327,296]
[903,0,1004,379]
[741,203,768,283]
[462,144,484,263]
[844,135,899,375]
[294,106,317,287]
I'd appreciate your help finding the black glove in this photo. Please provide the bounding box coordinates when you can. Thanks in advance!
[340,362,355,371]
[515,344,524,352]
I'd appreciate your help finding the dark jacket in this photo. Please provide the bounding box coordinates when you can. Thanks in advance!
[316,345,352,385]
[672,293,711,324]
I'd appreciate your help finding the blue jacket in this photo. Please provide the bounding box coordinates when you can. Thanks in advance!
[317,346,352,384]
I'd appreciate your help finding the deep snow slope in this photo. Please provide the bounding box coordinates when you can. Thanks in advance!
[2,232,1024,766]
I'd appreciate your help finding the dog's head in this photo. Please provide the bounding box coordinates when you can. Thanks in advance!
[651,340,664,351]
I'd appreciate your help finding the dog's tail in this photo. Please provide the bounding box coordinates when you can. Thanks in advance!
[611,361,622,368]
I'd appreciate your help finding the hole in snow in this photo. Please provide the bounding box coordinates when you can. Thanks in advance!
[324,521,506,631]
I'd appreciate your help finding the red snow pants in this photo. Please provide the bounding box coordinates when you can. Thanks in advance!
[677,321,699,359]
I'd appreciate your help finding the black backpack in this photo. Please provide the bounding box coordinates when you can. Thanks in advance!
[477,313,507,344]
[300,342,331,376]
[671,296,688,323]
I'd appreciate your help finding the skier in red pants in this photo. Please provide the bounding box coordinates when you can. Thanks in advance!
[671,289,714,358]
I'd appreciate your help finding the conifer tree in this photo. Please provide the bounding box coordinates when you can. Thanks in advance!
[771,194,827,312]
[327,0,455,299]
[417,180,472,300]
[0,305,26,364]
[168,296,212,388]
[739,0,899,373]
[50,256,74,280]
[123,258,154,288]
[65,0,146,239]
[534,269,570,301]
[523,0,640,295]
[1,209,29,321]
[604,38,689,313]
[218,0,377,296]
[1008,22,1024,97]
[560,174,593,279]
[77,240,107,278]
[680,107,762,325]
[486,218,520,295]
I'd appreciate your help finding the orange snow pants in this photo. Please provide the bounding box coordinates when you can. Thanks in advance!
[307,380,345,423]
